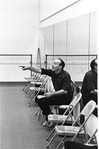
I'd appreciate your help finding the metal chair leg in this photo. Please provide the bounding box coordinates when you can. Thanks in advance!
[46,133,57,148]
[46,128,55,141]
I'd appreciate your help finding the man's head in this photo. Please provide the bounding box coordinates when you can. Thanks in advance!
[52,58,65,73]
[90,58,97,73]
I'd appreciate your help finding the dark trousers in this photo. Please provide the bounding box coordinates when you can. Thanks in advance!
[64,141,97,149]
[37,94,71,116]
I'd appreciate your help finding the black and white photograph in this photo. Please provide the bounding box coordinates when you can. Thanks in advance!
[0,0,98,149]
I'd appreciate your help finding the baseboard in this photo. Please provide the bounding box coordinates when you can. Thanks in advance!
[0,82,27,86]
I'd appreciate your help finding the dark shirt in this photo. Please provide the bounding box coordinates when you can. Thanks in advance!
[41,68,72,97]
[81,69,97,105]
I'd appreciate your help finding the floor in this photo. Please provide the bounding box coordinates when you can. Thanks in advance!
[0,83,63,149]
[0,83,82,149]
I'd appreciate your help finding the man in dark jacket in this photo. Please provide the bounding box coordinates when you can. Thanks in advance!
[22,58,73,126]
[81,58,97,115]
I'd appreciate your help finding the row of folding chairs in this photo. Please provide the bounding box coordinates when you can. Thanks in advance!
[34,90,98,149]
[35,92,98,149]
[22,74,98,149]
[46,99,98,149]
[23,72,52,107]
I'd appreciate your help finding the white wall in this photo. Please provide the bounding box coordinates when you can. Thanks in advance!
[0,0,39,56]
[0,0,39,81]
[39,0,98,81]
[0,0,98,82]
[40,0,80,21]
[39,0,98,27]
[39,12,97,81]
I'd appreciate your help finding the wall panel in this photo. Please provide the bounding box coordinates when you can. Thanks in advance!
[44,26,53,54]
[39,11,97,81]
[90,11,97,54]
[54,21,67,55]
[66,56,89,82]
[66,14,89,81]
[67,14,89,54]
[39,28,45,67]
[40,0,80,21]
[0,55,31,82]
[44,26,54,67]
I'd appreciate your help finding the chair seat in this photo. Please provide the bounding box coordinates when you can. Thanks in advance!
[24,77,34,81]
[55,125,84,136]
[59,105,69,109]
[48,114,74,123]
[30,87,46,92]
[31,81,43,85]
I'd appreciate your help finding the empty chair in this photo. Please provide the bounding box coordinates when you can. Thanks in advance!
[46,92,82,141]
[63,113,98,149]
[46,100,96,149]
[63,131,98,149]
[23,72,41,93]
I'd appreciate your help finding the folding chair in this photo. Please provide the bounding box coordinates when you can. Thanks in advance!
[63,113,98,149]
[46,92,82,141]
[36,80,79,123]
[28,75,49,106]
[22,73,44,101]
[63,129,98,149]
[23,72,42,94]
[28,75,47,99]
[46,100,96,149]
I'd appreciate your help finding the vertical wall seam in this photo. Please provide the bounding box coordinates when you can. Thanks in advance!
[44,28,46,68]
[53,24,55,61]
[66,20,68,70]
[88,13,91,70]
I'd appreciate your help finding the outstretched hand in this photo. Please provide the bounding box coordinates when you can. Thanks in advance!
[19,66,27,70]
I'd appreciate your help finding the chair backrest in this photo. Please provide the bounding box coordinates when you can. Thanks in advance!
[72,114,98,145]
[73,100,96,127]
[85,113,98,144]
[31,72,44,82]
[32,72,42,81]
[81,100,96,117]
[63,92,82,115]
[70,92,82,107]
[72,102,97,144]
[72,92,82,120]
[71,80,81,97]
[30,75,49,93]
[62,93,82,124]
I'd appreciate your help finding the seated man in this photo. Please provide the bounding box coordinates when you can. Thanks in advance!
[22,58,73,126]
[81,58,98,116]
